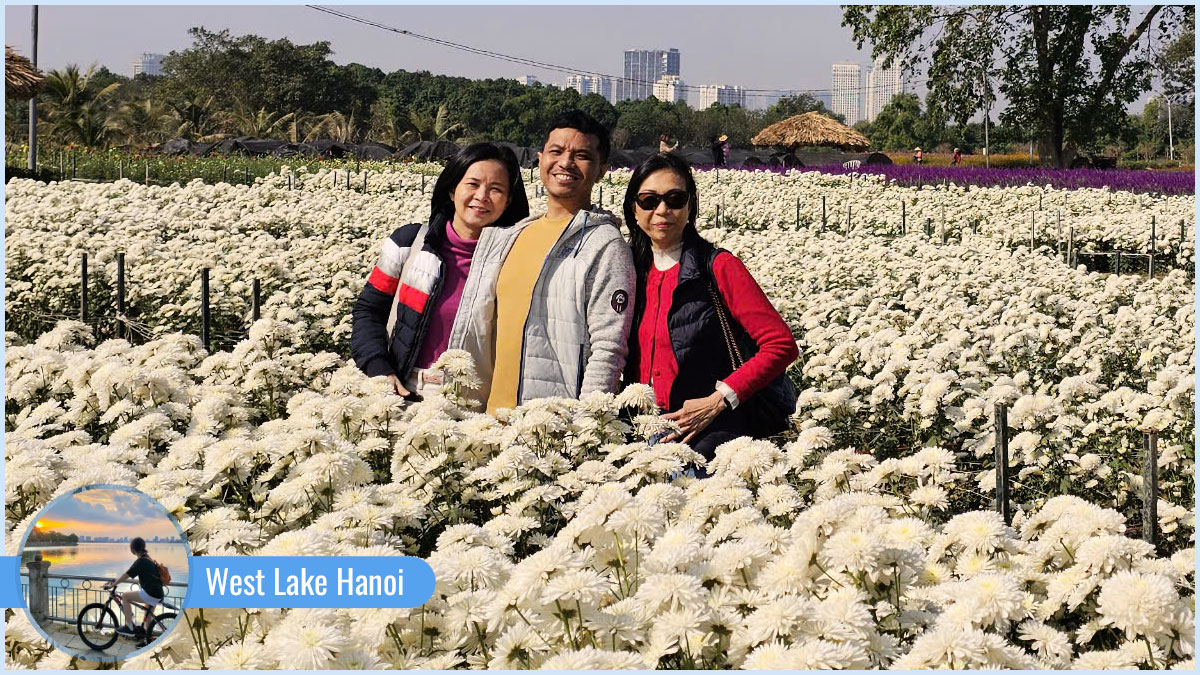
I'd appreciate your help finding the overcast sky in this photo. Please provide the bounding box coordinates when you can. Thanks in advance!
[5,4,1160,113]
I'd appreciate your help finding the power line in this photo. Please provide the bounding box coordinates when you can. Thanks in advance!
[306,5,906,98]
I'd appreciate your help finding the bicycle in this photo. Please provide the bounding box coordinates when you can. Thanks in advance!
[75,584,179,652]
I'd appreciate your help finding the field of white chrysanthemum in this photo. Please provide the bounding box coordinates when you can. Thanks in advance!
[4,168,1194,669]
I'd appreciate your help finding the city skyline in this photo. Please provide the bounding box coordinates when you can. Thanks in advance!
[554,52,906,114]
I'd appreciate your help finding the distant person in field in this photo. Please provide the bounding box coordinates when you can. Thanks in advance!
[710,135,728,166]
[449,109,636,413]
[952,148,962,165]
[913,147,924,165]
[351,143,530,400]
[622,152,798,469]
[659,134,678,153]
[104,537,163,638]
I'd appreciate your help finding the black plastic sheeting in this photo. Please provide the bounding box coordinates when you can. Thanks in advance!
[154,137,892,169]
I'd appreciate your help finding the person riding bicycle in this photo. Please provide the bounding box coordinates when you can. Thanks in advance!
[103,537,164,638]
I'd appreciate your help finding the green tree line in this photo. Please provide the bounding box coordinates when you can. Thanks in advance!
[27,529,79,545]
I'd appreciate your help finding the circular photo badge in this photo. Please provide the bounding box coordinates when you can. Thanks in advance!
[16,485,191,663]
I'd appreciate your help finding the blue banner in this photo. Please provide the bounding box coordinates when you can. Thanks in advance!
[186,556,436,609]
[1,556,22,608]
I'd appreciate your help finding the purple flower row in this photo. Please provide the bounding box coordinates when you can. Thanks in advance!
[699,163,1195,195]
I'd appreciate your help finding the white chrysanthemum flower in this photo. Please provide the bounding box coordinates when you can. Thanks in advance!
[540,568,613,606]
[634,573,707,615]
[742,594,810,644]
[944,511,1011,553]
[910,485,949,510]
[264,620,346,669]
[822,528,884,573]
[539,646,647,669]
[1070,648,1138,669]
[1018,619,1073,667]
[742,641,801,669]
[1097,570,1179,638]
[207,640,273,669]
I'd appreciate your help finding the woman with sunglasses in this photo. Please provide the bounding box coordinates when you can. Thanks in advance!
[622,152,798,467]
[351,143,530,400]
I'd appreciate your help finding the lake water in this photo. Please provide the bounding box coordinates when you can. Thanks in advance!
[21,543,190,580]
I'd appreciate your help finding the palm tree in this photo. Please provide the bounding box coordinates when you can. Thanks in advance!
[227,100,298,139]
[366,100,407,146]
[106,99,174,146]
[283,113,314,143]
[305,111,363,143]
[39,65,119,146]
[401,104,464,143]
[167,94,223,141]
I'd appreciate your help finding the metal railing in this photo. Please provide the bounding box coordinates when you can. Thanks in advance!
[19,571,187,625]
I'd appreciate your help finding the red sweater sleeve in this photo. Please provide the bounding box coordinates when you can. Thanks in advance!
[711,252,799,401]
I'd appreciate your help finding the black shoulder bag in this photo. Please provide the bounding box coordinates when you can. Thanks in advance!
[706,253,799,439]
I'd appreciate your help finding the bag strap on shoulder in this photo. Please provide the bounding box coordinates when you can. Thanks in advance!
[386,222,430,340]
[705,248,744,370]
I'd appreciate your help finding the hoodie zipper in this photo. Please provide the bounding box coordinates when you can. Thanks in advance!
[515,210,590,404]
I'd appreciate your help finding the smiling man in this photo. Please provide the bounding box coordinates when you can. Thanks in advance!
[450,110,635,412]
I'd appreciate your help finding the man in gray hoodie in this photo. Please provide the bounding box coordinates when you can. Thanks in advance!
[449,110,635,412]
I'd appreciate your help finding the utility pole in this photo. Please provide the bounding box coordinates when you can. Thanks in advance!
[1166,97,1174,161]
[982,67,990,168]
[27,5,38,172]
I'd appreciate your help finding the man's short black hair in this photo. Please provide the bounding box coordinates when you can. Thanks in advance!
[544,109,610,164]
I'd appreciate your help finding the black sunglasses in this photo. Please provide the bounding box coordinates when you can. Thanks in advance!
[635,190,690,211]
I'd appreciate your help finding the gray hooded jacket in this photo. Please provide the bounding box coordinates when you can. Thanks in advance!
[448,207,636,408]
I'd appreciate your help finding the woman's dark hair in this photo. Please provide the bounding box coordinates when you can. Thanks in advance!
[430,142,530,228]
[130,537,147,555]
[622,152,701,275]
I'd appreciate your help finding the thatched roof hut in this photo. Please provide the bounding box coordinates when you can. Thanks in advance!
[5,46,43,99]
[752,111,870,151]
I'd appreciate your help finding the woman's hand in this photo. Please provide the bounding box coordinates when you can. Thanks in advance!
[663,391,728,444]
[387,374,412,397]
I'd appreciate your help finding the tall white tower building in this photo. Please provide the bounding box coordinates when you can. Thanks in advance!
[831,62,862,125]
[619,48,681,101]
[864,59,905,122]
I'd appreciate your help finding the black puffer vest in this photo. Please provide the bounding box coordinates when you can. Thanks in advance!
[625,231,752,411]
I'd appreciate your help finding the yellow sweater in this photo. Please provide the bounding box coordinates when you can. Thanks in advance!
[487,215,572,413]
